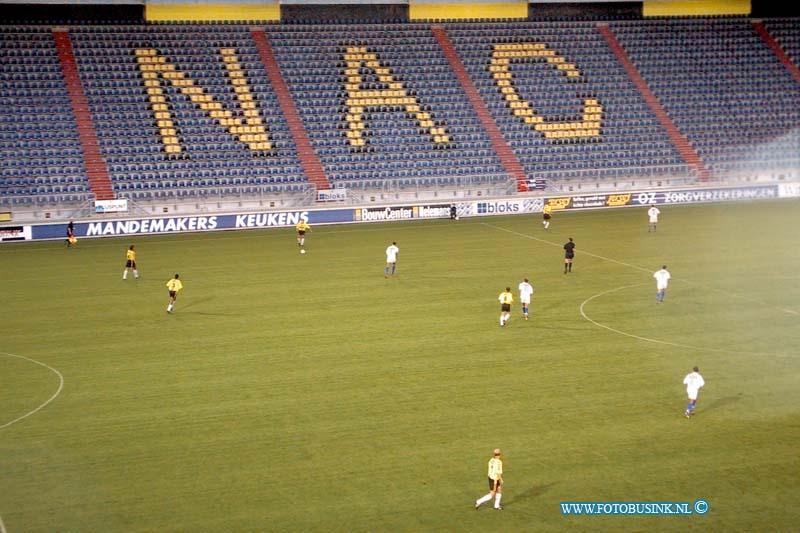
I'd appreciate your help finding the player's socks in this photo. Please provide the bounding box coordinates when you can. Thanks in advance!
[134,270,139,279]
[494,493,502,508]
[476,494,492,507]
[384,267,389,277]
[391,265,396,275]
[123,270,127,280]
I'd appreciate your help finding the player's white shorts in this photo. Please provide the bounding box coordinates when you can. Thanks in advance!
[520,298,531,305]
[657,284,668,291]
[649,217,658,223]
[687,389,699,401]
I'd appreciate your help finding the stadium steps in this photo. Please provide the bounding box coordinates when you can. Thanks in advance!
[752,21,800,86]
[52,30,115,200]
[251,29,330,192]
[597,24,711,182]
[431,26,527,191]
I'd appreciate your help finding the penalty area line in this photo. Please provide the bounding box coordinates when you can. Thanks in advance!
[0,351,64,430]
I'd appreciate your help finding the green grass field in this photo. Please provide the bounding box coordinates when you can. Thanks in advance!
[2,200,799,532]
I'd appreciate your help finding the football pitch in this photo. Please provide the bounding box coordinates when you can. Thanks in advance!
[1,199,799,532]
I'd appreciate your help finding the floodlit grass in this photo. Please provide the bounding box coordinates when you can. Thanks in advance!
[1,200,799,532]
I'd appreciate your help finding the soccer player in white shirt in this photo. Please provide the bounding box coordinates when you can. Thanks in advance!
[653,265,671,303]
[384,241,399,278]
[518,278,534,320]
[648,204,661,232]
[683,366,705,418]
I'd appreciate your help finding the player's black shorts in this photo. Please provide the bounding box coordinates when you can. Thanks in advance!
[126,260,136,268]
[169,291,177,298]
[543,213,551,220]
[501,304,511,312]
[488,477,502,491]
[565,253,574,260]
[297,230,306,236]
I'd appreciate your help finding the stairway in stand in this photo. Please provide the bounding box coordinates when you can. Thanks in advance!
[432,26,530,192]
[597,24,710,182]
[252,30,330,193]
[752,21,800,85]
[53,30,115,201]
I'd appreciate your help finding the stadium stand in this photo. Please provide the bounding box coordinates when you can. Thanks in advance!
[0,27,93,207]
[611,18,800,178]
[69,24,313,205]
[765,18,800,66]
[1,17,799,213]
[445,20,694,188]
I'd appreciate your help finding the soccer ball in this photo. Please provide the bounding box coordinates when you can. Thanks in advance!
[300,249,306,254]
[455,216,459,221]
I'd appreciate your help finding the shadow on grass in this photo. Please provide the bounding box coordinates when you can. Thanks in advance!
[176,297,241,316]
[503,482,558,508]
[178,297,213,311]
[701,393,744,414]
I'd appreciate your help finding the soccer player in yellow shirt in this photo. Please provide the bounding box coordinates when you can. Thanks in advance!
[123,245,139,280]
[295,220,311,251]
[475,448,504,510]
[166,273,183,314]
[542,204,553,229]
[498,287,513,327]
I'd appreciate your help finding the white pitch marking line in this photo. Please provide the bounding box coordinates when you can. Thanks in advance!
[482,222,652,272]
[579,284,721,351]
[579,284,789,356]
[483,222,799,317]
[0,351,64,430]
[0,512,6,533]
